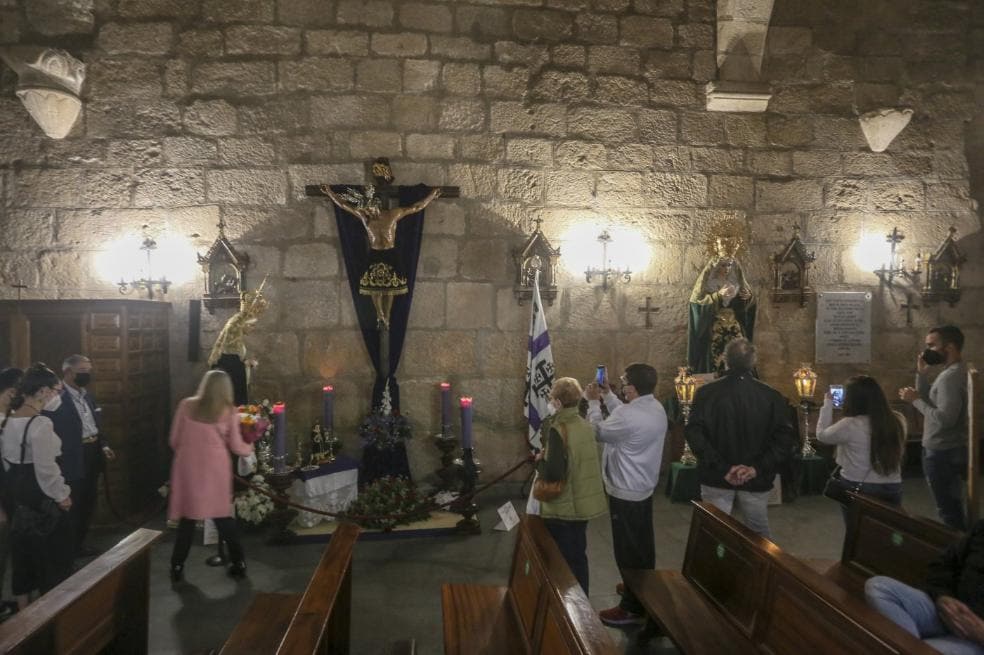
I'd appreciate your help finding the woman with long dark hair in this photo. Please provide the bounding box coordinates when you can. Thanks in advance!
[0,363,73,608]
[817,375,906,519]
[168,369,253,582]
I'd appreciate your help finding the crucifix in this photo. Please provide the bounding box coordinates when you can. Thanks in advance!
[900,292,920,327]
[638,296,660,329]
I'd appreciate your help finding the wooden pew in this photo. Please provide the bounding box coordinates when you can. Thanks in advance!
[0,527,161,654]
[821,492,960,597]
[624,502,939,654]
[441,515,617,655]
[220,521,360,655]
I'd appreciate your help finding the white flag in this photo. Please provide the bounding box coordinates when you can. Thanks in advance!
[523,270,555,451]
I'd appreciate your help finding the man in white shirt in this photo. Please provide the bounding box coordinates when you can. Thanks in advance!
[584,363,667,627]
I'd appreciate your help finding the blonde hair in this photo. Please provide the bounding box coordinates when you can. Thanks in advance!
[190,370,234,423]
[550,377,583,408]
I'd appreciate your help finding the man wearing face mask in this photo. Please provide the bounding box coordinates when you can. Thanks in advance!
[44,355,116,558]
[899,325,968,531]
[583,363,667,627]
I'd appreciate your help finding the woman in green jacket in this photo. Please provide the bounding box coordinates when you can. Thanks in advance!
[536,377,607,594]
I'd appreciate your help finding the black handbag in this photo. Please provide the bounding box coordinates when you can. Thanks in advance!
[3,416,63,538]
[822,466,867,506]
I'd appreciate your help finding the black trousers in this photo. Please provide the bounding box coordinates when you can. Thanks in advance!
[68,442,104,554]
[171,518,244,567]
[543,518,589,595]
[609,494,655,615]
[10,508,72,596]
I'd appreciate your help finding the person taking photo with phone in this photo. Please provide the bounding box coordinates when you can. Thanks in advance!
[899,325,968,530]
[817,376,906,523]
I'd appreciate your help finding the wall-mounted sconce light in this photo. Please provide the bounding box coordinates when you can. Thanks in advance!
[584,230,631,291]
[513,218,559,306]
[921,226,966,306]
[873,227,922,288]
[118,232,171,299]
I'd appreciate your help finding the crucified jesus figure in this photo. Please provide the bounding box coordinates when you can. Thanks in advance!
[321,184,441,327]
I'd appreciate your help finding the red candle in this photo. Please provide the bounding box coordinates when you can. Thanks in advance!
[460,396,473,449]
[440,382,451,426]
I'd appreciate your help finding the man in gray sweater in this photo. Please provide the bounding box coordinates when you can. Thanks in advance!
[900,325,968,531]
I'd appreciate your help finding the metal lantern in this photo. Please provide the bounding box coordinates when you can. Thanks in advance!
[793,363,818,457]
[674,366,698,465]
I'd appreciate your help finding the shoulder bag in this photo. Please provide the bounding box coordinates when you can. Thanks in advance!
[4,416,62,538]
[822,465,869,507]
[533,422,569,502]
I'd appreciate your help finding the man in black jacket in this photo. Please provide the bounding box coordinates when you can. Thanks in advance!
[684,338,795,538]
[866,521,984,653]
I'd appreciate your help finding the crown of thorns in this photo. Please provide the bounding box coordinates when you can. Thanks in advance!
[340,185,381,210]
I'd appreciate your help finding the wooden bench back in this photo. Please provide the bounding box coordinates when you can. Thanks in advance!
[685,502,938,655]
[842,493,959,588]
[0,528,161,655]
[509,516,617,655]
[275,521,361,655]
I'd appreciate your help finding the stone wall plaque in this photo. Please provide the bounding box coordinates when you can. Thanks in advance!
[816,291,872,363]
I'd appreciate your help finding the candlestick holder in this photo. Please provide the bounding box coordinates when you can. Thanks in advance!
[265,469,297,545]
[433,426,459,491]
[799,398,819,457]
[679,403,697,465]
[256,440,274,475]
[452,447,481,534]
[323,426,340,463]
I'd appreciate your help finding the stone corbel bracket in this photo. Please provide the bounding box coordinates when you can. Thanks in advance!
[707,0,776,113]
[859,108,914,153]
[0,46,85,139]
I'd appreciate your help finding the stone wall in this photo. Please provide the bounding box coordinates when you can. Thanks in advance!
[0,0,982,479]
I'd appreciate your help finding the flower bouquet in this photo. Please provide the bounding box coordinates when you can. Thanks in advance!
[238,403,272,444]
[234,474,275,527]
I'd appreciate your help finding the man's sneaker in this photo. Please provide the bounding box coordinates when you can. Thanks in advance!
[598,606,644,627]
[615,582,625,596]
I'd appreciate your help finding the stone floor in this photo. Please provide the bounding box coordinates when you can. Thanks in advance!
[80,478,943,655]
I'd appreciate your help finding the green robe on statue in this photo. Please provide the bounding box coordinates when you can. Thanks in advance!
[687,257,756,375]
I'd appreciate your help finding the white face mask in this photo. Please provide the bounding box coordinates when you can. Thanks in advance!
[43,392,62,412]
[545,399,560,416]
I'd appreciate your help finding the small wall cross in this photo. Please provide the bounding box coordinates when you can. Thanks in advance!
[638,296,660,329]
[901,292,920,327]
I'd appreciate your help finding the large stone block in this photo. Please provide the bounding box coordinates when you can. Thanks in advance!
[239,97,311,134]
[723,115,767,148]
[244,331,300,377]
[455,5,512,39]
[183,99,237,136]
[490,102,566,136]
[637,109,678,145]
[25,0,93,35]
[301,329,373,379]
[596,171,644,206]
[86,58,163,100]
[438,99,486,131]
[224,205,310,242]
[217,137,276,166]
[306,30,370,56]
[807,210,864,245]
[612,143,659,170]
[588,45,640,75]
[478,332,527,377]
[677,23,714,49]
[824,179,867,210]
[681,111,725,146]
[39,251,103,295]
[925,182,976,212]
[0,209,54,250]
[277,0,336,27]
[544,170,596,205]
[649,80,700,107]
[202,0,274,22]
[176,28,222,56]
[574,13,618,44]
[619,15,673,48]
[163,60,188,97]
[418,236,459,278]
[555,140,606,169]
[550,44,586,68]
[118,0,198,19]
[134,169,204,207]
[870,180,925,211]
[407,281,446,328]
[793,151,842,177]
[402,59,441,92]
[86,99,181,137]
[372,33,428,58]
[284,242,338,278]
[442,63,482,95]
[106,139,163,167]
[337,0,394,26]
[746,151,792,176]
[98,22,173,54]
[643,49,693,80]
[406,133,455,160]
[530,70,590,102]
[278,279,340,328]
[226,25,301,55]
[356,59,402,92]
[496,168,543,203]
[596,76,648,105]
[399,3,452,32]
[493,42,549,67]
[505,137,552,165]
[446,282,495,329]
[392,95,438,131]
[460,134,504,161]
[513,9,573,42]
[691,147,742,173]
[192,62,276,96]
[401,331,478,376]
[206,169,287,205]
[569,107,637,142]
[646,172,708,207]
[756,180,823,212]
[349,130,403,158]
[311,95,389,129]
[708,175,754,209]
[482,65,529,99]
[430,35,492,61]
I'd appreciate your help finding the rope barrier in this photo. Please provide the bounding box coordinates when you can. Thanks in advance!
[92,464,168,529]
[233,455,534,523]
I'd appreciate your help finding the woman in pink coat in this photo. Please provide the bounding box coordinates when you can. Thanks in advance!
[168,370,253,582]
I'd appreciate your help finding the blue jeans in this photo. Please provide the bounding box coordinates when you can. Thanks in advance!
[838,481,903,525]
[865,576,984,655]
[923,446,967,531]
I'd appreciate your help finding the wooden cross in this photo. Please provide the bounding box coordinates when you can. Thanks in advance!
[901,292,920,327]
[638,296,660,329]
[304,157,460,208]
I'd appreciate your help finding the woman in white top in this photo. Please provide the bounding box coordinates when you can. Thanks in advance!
[0,363,73,608]
[817,375,906,522]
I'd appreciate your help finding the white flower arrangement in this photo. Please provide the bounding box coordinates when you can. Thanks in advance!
[234,475,275,526]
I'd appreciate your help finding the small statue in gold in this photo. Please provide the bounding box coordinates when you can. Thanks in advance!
[208,278,268,368]
[320,184,441,327]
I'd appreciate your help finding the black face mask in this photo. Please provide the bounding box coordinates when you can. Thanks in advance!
[74,372,92,387]
[921,348,945,367]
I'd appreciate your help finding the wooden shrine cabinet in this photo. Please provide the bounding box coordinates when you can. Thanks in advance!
[0,299,171,517]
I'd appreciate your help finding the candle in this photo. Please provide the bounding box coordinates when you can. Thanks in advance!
[272,402,286,469]
[323,385,334,431]
[440,382,451,427]
[460,397,473,449]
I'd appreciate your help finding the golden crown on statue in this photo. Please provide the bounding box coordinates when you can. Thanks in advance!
[704,217,748,261]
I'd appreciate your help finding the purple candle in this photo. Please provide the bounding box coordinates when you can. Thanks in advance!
[460,397,473,449]
[272,402,286,468]
[323,385,334,431]
[440,382,451,427]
